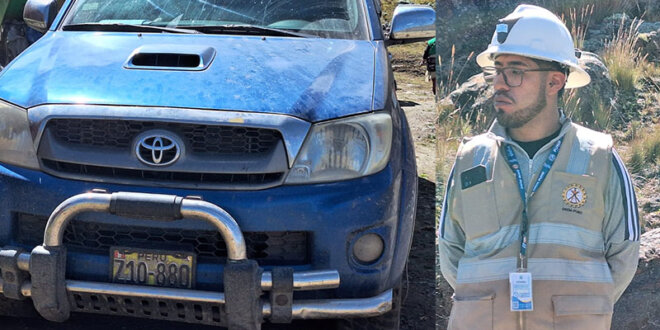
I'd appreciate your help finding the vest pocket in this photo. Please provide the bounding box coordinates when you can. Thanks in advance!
[552,295,612,330]
[449,294,494,330]
[459,180,500,240]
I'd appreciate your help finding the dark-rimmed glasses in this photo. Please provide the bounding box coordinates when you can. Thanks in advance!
[482,66,557,87]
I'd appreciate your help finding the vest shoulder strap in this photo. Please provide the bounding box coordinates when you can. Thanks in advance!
[457,134,499,177]
[566,123,613,176]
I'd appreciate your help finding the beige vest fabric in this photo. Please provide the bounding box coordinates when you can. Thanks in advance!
[448,123,614,330]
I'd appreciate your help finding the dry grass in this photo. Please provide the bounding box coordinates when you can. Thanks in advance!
[437,45,475,98]
[602,16,649,93]
[623,120,644,141]
[543,0,632,22]
[625,125,660,174]
[640,128,660,164]
[561,4,595,49]
[563,89,613,131]
[436,44,491,143]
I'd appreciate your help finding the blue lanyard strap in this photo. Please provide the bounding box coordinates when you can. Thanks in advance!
[504,137,563,268]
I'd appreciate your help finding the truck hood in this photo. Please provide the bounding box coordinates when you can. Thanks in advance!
[0,32,379,122]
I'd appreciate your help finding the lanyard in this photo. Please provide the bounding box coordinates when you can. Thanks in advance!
[503,137,563,270]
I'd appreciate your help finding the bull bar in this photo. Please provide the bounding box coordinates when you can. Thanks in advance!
[0,191,393,329]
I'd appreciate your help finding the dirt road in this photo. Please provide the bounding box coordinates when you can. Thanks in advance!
[395,66,438,330]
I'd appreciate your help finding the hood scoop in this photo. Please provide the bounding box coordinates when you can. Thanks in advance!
[125,45,216,71]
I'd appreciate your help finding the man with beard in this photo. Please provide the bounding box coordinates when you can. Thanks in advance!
[438,5,640,329]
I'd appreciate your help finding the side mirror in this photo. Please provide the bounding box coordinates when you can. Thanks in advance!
[23,0,58,34]
[387,4,435,45]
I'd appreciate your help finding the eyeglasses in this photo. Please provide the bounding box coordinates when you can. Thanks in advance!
[482,66,557,87]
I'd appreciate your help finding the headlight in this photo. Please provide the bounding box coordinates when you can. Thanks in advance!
[0,100,39,170]
[285,112,392,184]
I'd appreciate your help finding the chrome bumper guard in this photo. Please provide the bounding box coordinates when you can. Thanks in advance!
[0,192,392,329]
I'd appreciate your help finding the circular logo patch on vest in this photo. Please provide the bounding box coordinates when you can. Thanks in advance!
[562,184,587,208]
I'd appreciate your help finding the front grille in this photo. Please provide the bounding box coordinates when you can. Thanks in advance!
[16,213,308,265]
[69,292,225,326]
[39,119,288,189]
[41,159,284,186]
[48,119,281,155]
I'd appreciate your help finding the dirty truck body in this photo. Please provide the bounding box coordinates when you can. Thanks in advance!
[0,0,434,328]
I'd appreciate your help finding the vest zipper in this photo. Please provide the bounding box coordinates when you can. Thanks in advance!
[508,138,562,195]
[527,159,533,195]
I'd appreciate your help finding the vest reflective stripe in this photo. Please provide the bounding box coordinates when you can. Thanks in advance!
[457,257,517,283]
[457,257,613,284]
[527,223,604,252]
[612,150,640,241]
[527,258,613,282]
[439,165,455,239]
[464,223,605,257]
[464,225,519,258]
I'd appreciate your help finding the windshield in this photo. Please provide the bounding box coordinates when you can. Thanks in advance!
[62,0,370,40]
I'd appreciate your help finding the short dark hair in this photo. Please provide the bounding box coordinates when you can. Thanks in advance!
[531,58,568,98]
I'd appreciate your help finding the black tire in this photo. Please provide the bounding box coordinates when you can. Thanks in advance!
[335,279,404,330]
[0,296,38,318]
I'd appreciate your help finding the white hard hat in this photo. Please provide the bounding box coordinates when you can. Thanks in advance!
[476,4,590,88]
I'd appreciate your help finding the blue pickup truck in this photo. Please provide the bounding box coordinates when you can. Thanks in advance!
[0,1,434,329]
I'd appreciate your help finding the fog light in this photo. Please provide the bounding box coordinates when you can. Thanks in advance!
[353,233,384,264]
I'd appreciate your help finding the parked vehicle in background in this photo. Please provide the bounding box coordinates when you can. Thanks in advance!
[0,1,434,329]
[0,0,34,66]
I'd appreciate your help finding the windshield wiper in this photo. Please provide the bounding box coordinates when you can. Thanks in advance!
[180,24,313,38]
[63,23,202,34]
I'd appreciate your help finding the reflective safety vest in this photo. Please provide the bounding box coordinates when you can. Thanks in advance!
[439,120,640,330]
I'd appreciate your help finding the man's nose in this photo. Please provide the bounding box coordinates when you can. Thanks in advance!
[493,71,510,91]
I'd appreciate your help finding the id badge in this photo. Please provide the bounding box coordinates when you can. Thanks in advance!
[509,272,533,311]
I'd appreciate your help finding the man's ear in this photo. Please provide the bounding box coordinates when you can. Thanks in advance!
[547,71,566,96]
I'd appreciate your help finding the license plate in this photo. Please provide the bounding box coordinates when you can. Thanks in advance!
[110,247,196,289]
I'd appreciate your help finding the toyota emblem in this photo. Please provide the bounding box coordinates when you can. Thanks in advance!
[135,131,181,166]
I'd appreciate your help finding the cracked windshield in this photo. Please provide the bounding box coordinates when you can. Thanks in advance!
[63,0,369,39]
